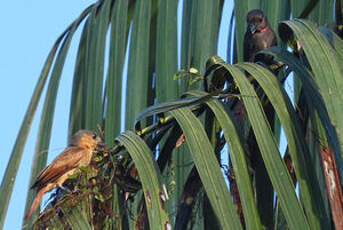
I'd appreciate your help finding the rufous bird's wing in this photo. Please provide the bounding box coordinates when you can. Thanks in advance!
[31,146,87,189]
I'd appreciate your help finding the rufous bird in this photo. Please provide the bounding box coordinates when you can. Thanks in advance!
[243,9,277,65]
[24,130,103,220]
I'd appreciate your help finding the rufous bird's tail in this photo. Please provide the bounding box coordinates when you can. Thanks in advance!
[24,188,45,220]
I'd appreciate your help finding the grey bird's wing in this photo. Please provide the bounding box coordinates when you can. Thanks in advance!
[243,32,256,62]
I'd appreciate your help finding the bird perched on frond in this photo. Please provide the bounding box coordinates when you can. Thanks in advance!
[232,10,277,121]
[24,130,104,220]
[244,9,277,65]
[242,10,277,229]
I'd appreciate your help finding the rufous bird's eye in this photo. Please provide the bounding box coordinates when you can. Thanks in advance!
[92,133,97,140]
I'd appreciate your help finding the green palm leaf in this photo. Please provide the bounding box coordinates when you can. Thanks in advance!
[2,1,343,229]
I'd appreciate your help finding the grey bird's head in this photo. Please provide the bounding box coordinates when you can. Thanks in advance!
[246,9,270,34]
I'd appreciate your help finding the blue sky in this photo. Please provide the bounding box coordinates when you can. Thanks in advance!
[0,1,95,229]
[0,1,235,229]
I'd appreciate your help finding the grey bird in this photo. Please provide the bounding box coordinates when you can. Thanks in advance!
[243,9,277,65]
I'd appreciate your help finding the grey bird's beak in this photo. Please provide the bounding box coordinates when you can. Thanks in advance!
[247,24,256,34]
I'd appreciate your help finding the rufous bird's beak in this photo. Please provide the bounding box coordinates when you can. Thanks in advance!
[97,141,106,149]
